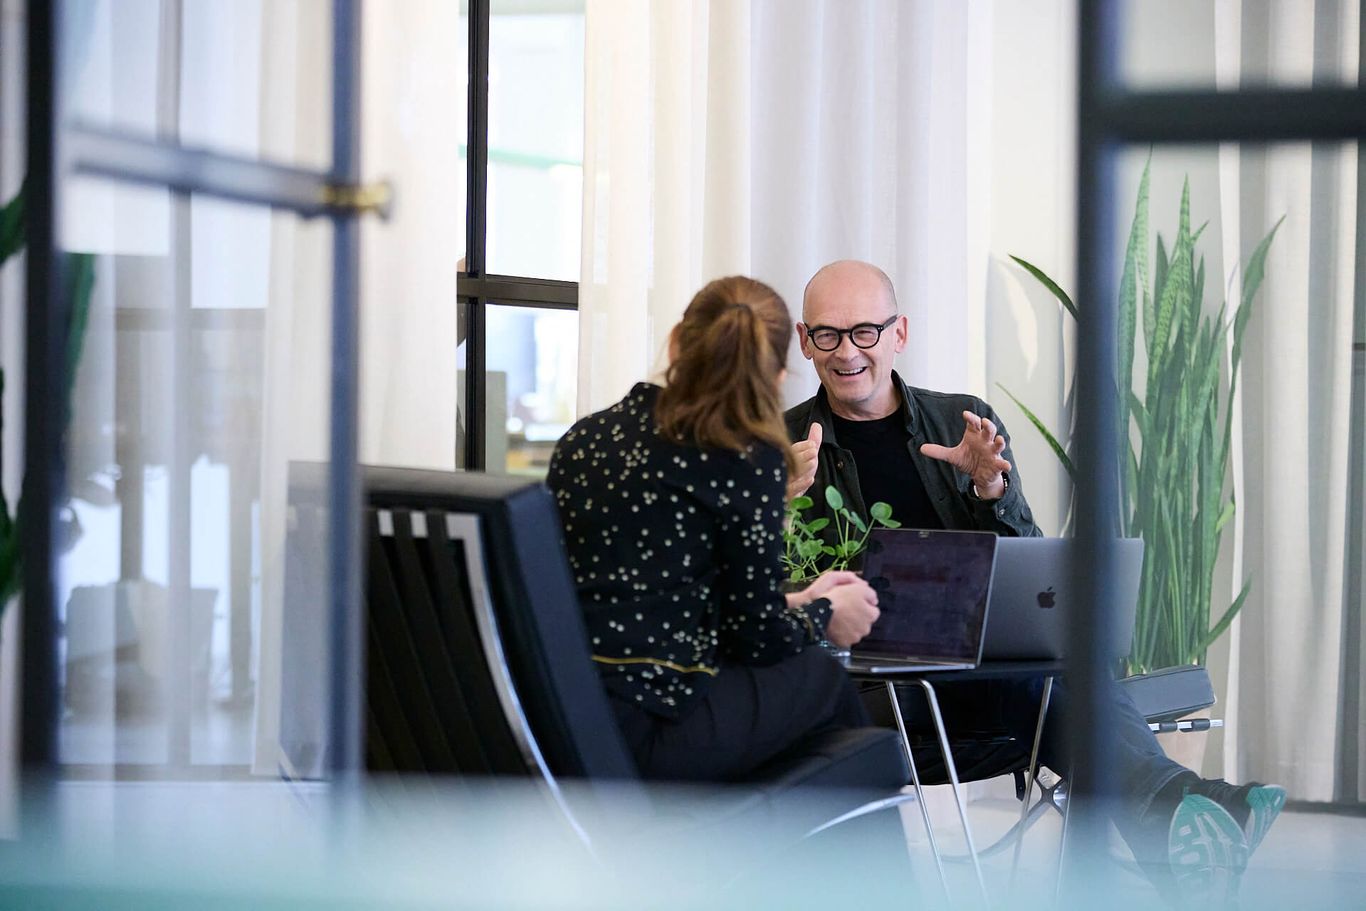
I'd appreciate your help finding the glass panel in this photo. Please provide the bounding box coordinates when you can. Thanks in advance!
[485,0,585,280]
[485,304,578,475]
[62,0,333,171]
[998,141,1360,807]
[1116,0,1359,91]
[57,180,334,778]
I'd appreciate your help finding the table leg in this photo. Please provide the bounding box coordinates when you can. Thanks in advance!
[917,679,989,908]
[1010,675,1055,890]
[885,680,950,902]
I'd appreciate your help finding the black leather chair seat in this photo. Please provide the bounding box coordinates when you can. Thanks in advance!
[745,727,908,796]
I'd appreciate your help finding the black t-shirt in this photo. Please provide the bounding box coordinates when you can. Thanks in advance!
[830,412,944,531]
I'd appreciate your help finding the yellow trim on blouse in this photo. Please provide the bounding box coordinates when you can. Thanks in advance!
[591,655,720,677]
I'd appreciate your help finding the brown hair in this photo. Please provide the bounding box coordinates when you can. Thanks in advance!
[655,276,796,475]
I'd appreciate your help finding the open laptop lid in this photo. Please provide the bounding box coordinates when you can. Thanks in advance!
[855,528,998,664]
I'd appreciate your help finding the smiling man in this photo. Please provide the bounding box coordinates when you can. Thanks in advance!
[783,259,1283,906]
[784,259,1037,535]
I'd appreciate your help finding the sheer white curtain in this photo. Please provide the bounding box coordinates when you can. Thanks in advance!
[254,0,467,774]
[578,0,998,415]
[578,0,753,413]
[1215,0,1361,801]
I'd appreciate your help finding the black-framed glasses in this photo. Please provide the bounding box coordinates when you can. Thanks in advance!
[803,315,898,351]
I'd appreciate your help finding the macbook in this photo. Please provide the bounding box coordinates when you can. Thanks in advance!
[839,528,997,675]
[982,536,1144,660]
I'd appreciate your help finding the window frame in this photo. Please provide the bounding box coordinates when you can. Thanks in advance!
[457,0,580,472]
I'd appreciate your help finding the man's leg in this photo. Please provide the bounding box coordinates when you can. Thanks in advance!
[860,680,1031,783]
[993,673,1285,909]
[868,676,1190,848]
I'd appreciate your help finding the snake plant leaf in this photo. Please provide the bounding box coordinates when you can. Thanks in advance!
[1149,233,1168,352]
[1009,255,1078,321]
[996,383,1076,483]
[1199,577,1253,657]
[1149,222,1191,390]
[1118,159,1149,436]
[1233,216,1284,372]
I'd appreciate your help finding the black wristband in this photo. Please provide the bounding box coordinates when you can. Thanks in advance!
[969,471,1009,501]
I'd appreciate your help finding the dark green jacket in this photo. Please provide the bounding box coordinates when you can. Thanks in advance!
[783,371,1043,540]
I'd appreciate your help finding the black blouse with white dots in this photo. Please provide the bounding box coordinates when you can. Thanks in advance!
[547,382,833,721]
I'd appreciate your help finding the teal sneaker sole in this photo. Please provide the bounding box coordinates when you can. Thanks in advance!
[1168,794,1249,908]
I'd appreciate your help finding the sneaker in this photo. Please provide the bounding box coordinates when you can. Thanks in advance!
[1167,793,1248,909]
[1187,778,1286,858]
[1241,783,1285,855]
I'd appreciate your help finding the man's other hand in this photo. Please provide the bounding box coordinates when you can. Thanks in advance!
[786,422,822,501]
[822,577,880,648]
[919,410,1012,499]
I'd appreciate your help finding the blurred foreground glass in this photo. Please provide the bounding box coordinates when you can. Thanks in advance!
[57,179,334,778]
[485,304,579,475]
[62,0,333,170]
[1003,140,1361,803]
[485,0,585,280]
[1115,0,1359,92]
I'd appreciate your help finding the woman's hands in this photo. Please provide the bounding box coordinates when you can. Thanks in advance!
[786,570,880,648]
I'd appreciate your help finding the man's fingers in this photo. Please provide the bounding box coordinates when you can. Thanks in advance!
[919,442,954,463]
[807,422,823,447]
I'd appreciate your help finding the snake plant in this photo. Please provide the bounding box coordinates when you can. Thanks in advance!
[1004,160,1281,674]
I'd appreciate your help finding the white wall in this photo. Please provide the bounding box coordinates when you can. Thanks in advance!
[982,0,1077,537]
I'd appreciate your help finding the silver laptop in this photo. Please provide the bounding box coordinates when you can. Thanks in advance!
[982,537,1144,660]
[839,528,997,674]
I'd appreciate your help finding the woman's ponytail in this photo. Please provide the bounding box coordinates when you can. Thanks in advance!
[655,277,796,475]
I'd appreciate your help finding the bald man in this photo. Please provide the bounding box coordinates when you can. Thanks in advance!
[783,260,1283,904]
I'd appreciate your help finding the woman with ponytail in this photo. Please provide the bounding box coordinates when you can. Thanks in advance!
[547,276,881,782]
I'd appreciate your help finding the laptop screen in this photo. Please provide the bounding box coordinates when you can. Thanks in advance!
[856,529,997,662]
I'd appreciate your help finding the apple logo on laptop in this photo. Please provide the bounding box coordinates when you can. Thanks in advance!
[1036,587,1056,609]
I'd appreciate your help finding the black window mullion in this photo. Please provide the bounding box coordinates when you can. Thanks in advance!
[463,0,491,471]
[1063,0,1366,875]
[21,0,62,788]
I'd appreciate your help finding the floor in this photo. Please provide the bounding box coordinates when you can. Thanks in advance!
[900,776,1366,910]
[6,775,1362,910]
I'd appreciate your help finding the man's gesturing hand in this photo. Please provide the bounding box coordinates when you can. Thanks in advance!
[918,410,1012,500]
[786,422,822,502]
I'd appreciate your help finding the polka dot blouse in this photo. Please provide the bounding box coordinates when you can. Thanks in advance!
[547,383,833,720]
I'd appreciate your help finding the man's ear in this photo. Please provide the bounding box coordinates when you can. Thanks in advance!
[892,314,908,354]
[796,322,815,360]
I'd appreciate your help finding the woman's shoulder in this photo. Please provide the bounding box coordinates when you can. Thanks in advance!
[559,383,659,443]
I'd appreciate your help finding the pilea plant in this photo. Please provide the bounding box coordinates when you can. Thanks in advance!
[782,485,900,584]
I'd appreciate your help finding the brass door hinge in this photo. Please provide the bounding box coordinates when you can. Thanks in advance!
[322,180,394,219]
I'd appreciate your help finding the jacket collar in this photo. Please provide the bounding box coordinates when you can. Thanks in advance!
[811,370,921,446]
